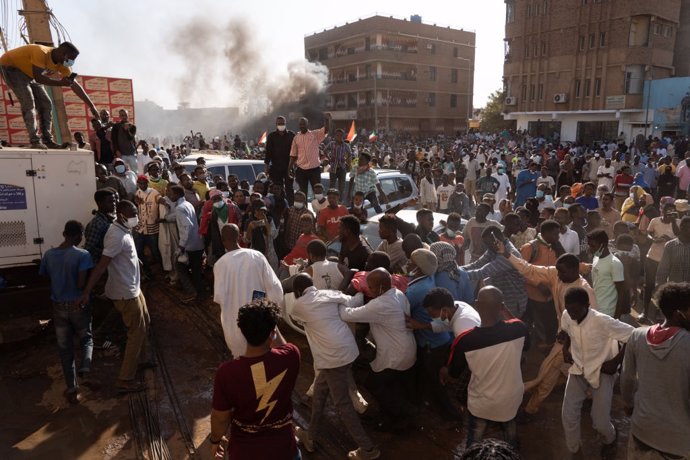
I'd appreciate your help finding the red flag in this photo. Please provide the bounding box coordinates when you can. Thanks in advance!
[258,131,267,145]
[346,121,357,142]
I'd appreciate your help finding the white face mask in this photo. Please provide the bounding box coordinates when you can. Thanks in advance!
[294,201,304,209]
[213,200,226,209]
[314,193,324,200]
[125,216,139,229]
[353,204,362,209]
[277,125,286,132]
[222,191,230,198]
[446,228,456,238]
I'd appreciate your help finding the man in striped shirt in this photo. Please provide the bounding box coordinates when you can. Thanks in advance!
[324,128,351,197]
[656,216,690,285]
[288,114,331,195]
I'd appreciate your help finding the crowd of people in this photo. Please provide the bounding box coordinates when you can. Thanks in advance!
[38,117,690,460]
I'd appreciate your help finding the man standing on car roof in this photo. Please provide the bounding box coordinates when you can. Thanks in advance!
[288,114,331,196]
[265,116,296,205]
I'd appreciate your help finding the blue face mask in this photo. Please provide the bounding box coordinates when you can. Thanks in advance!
[63,59,75,67]
[536,190,545,199]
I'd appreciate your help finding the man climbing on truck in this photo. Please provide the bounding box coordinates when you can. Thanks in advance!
[0,42,99,149]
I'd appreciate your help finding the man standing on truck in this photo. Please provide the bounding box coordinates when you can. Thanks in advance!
[0,42,99,149]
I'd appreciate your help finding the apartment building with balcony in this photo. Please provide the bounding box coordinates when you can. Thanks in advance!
[502,0,690,144]
[304,15,475,135]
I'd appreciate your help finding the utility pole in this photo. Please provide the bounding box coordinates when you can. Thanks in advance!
[20,0,70,144]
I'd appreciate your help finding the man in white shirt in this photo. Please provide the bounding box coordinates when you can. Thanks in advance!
[537,166,556,189]
[375,214,407,274]
[560,287,634,458]
[436,174,455,213]
[554,208,580,255]
[417,287,480,336]
[442,286,529,448]
[339,268,417,431]
[492,166,511,204]
[292,274,379,460]
[586,230,625,319]
[588,153,605,184]
[419,165,437,211]
[213,224,283,358]
[596,158,616,193]
[78,200,149,394]
[169,185,205,302]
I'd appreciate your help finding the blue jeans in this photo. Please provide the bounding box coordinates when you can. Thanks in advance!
[54,305,93,392]
[467,413,517,448]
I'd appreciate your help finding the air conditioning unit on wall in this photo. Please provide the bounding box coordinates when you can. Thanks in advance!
[505,96,517,106]
[553,93,568,103]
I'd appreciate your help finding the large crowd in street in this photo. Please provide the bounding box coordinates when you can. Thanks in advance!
[39,110,690,460]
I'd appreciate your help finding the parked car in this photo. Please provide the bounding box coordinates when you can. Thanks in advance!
[281,209,465,335]
[310,169,419,218]
[178,157,265,184]
[176,159,419,218]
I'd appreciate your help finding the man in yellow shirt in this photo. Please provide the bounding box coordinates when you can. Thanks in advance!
[0,42,99,149]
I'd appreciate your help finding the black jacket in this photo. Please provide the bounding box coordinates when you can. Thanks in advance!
[265,130,296,172]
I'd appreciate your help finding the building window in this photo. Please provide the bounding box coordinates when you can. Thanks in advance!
[579,36,585,51]
[527,4,532,17]
[428,93,436,107]
[664,25,673,38]
[450,94,457,108]
[575,79,581,98]
[506,1,515,23]
[538,83,544,100]
[543,0,548,13]
[654,23,663,35]
[429,66,437,81]
[453,47,459,57]
[522,85,527,100]
[595,78,602,96]
[533,42,538,56]
[599,32,606,47]
[451,69,458,83]
[589,33,595,48]
[428,43,436,54]
[541,41,547,55]
[530,84,535,100]
[624,65,644,94]
[584,79,591,96]
[525,43,530,58]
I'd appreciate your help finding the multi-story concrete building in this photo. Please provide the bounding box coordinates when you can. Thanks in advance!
[502,0,690,144]
[304,15,475,135]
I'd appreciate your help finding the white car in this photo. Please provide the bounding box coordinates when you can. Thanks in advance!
[178,157,265,184]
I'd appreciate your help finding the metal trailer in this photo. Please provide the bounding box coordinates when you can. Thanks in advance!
[0,148,96,269]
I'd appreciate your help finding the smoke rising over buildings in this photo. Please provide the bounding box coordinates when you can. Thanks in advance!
[160,17,328,139]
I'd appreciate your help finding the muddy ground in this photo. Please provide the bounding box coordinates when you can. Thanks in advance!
[0,279,633,460]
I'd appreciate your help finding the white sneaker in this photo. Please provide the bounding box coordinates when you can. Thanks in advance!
[347,447,381,459]
[351,390,369,414]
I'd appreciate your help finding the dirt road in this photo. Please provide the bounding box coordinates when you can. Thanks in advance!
[0,281,632,459]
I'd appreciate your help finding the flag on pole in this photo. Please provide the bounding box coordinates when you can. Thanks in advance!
[346,121,357,142]
[368,131,378,143]
[258,131,267,145]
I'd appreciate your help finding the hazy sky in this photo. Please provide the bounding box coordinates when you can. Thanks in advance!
[32,0,506,110]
